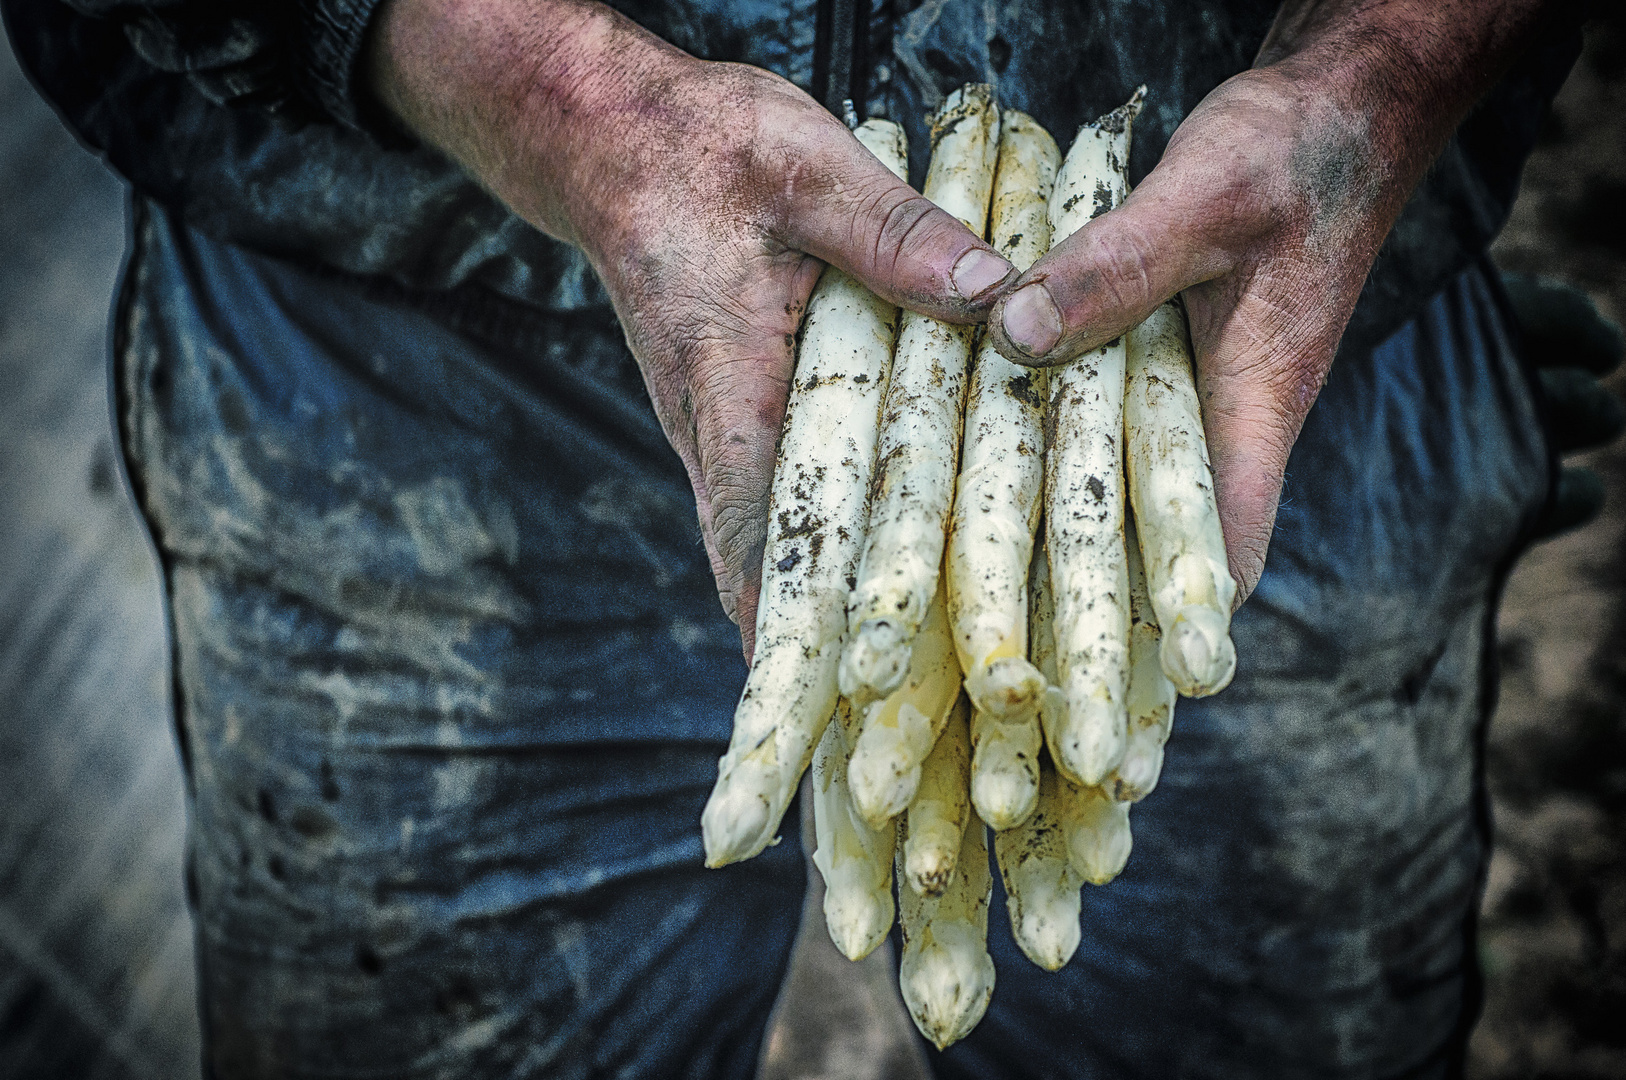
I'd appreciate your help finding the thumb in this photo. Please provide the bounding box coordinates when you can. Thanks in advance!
[776,124,1017,323]
[985,182,1235,366]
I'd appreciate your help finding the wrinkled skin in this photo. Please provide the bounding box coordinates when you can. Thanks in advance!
[989,0,1555,603]
[371,0,1554,653]
[369,0,1018,659]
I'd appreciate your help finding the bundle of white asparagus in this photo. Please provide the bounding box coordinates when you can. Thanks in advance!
[701,84,1238,1049]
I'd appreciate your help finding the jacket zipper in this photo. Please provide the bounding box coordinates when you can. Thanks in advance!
[813,0,867,123]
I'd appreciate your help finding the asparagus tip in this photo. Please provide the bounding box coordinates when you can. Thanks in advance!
[839,618,913,704]
[847,748,921,828]
[1161,606,1237,697]
[967,656,1046,720]
[1066,799,1133,886]
[1054,689,1128,787]
[1011,893,1082,971]
[825,890,894,961]
[1106,740,1165,803]
[901,928,996,1049]
[700,764,778,867]
[970,764,1039,831]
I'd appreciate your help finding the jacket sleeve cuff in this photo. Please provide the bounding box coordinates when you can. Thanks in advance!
[298,0,391,131]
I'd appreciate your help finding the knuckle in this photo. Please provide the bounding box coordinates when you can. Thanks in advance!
[788,175,939,282]
[1227,533,1271,607]
[1084,226,1160,319]
[699,411,777,481]
[870,195,952,284]
[707,485,771,576]
[687,350,793,428]
[773,118,889,237]
[771,149,826,236]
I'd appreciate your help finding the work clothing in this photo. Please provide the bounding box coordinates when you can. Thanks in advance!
[7,0,1578,351]
[3,0,1579,1076]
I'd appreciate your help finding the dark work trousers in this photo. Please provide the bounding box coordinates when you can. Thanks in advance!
[115,198,1547,1080]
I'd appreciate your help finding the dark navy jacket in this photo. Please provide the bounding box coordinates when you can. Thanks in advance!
[4,0,1581,359]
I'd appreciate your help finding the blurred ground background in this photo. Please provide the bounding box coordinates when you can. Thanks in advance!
[1471,11,1626,1078]
[1,13,1623,1080]
[0,27,198,1080]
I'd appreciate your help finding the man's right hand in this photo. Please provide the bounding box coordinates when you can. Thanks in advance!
[368,0,1017,659]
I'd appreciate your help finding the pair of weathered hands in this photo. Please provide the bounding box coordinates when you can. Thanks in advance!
[371,0,1551,659]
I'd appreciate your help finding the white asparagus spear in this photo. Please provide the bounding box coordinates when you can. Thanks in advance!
[812,700,897,960]
[702,120,910,868]
[1058,777,1133,886]
[1027,534,1070,762]
[1042,89,1145,787]
[994,764,1083,970]
[848,573,962,828]
[840,85,1001,708]
[1124,300,1238,697]
[1106,516,1178,802]
[948,109,1058,720]
[969,704,1043,833]
[947,110,1059,831]
[904,694,972,896]
[1034,528,1134,886]
[897,810,996,1049]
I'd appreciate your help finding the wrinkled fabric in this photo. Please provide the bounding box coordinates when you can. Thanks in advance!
[8,0,1564,1074]
[4,0,1580,354]
[118,201,804,1079]
[54,0,384,121]
[118,197,1545,1078]
[874,2,1578,357]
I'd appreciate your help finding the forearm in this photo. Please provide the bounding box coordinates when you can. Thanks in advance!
[366,0,682,245]
[1256,0,1567,200]
[364,0,1016,651]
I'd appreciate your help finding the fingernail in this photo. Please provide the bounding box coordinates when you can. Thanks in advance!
[1001,284,1062,357]
[951,248,1013,301]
